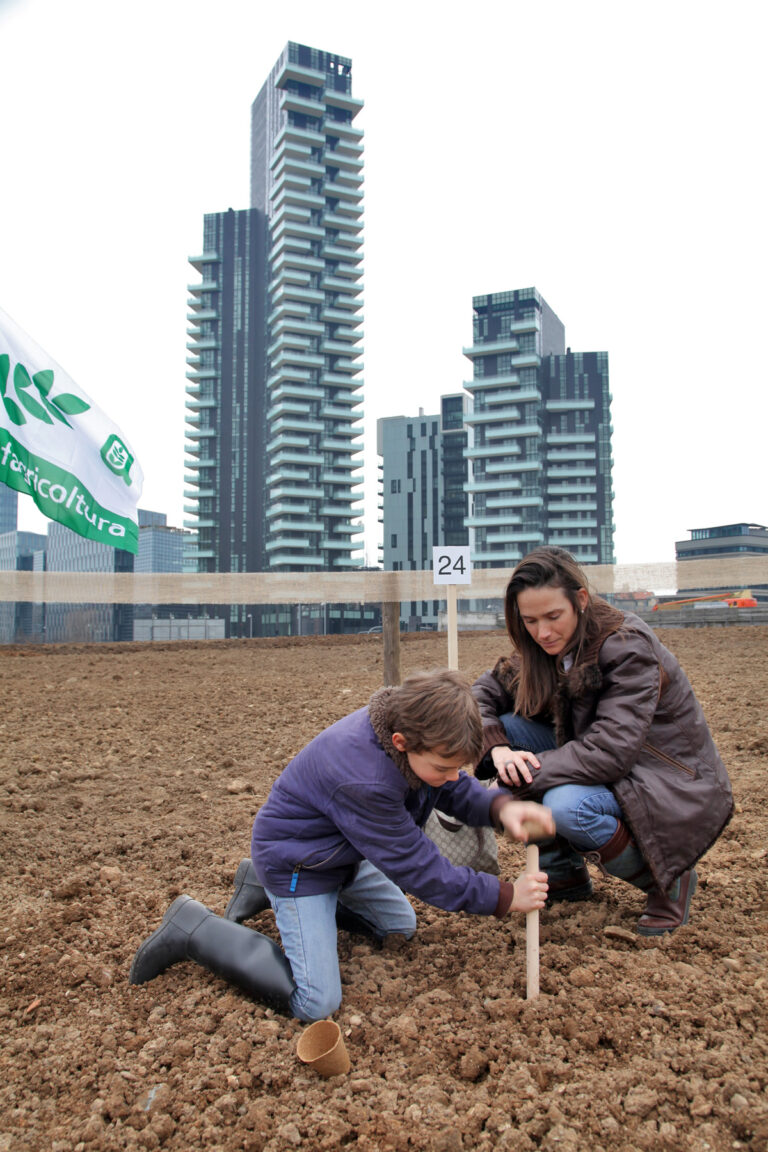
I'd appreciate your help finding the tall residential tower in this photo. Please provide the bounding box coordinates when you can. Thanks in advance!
[185,43,364,594]
[464,287,614,567]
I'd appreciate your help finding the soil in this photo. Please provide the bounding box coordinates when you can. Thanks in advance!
[1,627,767,1152]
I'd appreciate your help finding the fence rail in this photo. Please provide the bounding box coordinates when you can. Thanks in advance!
[1,556,767,604]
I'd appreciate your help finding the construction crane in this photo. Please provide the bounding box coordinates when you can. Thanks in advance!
[653,590,758,611]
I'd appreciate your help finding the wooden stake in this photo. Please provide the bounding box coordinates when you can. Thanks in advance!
[520,816,549,1002]
[446,584,458,671]
[525,842,540,1000]
[382,602,401,686]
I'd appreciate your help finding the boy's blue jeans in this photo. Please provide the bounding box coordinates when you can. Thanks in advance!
[265,860,416,1022]
[500,713,622,866]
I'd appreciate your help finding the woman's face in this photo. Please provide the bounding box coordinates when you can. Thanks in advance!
[516,584,588,657]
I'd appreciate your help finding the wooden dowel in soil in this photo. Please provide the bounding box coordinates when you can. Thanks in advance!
[525,841,540,1001]
[521,816,550,1002]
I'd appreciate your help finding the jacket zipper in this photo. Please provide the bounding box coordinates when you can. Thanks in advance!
[289,840,348,893]
[642,741,696,777]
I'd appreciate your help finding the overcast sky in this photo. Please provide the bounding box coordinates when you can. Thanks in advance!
[2,0,766,564]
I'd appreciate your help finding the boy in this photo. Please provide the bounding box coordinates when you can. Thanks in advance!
[130,671,552,1020]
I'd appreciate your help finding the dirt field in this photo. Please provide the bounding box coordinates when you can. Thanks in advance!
[1,626,767,1152]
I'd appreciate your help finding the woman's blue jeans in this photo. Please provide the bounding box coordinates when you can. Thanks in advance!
[265,860,416,1022]
[500,713,622,872]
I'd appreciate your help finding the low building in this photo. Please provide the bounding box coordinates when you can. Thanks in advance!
[675,523,768,604]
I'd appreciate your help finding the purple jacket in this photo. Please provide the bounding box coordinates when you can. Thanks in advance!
[250,706,502,915]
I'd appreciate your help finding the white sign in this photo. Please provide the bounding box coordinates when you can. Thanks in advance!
[432,546,472,585]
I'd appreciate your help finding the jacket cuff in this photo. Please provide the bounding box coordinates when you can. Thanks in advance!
[494,879,516,918]
[482,722,510,759]
[488,790,515,830]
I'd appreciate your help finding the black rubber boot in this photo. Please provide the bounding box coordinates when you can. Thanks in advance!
[129,895,295,1010]
[225,857,387,943]
[538,836,594,905]
[225,858,271,922]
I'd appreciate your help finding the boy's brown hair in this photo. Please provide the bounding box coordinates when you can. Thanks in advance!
[384,670,483,763]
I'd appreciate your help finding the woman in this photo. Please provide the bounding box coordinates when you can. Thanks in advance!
[472,547,733,936]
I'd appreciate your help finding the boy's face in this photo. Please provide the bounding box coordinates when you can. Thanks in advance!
[392,734,466,787]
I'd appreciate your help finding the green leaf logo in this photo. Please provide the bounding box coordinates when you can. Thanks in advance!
[0,356,91,428]
[101,434,135,486]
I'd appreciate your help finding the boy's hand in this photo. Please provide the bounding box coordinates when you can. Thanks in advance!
[497,800,555,842]
[509,870,549,913]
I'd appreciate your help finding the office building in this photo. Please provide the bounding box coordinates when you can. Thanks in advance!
[44,521,134,643]
[0,485,17,536]
[0,529,46,643]
[184,42,365,635]
[135,512,188,574]
[377,396,470,628]
[440,394,472,547]
[676,523,768,603]
[463,287,614,567]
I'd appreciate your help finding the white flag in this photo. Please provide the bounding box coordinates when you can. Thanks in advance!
[0,306,143,554]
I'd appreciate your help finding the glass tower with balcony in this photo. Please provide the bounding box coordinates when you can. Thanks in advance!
[185,42,364,590]
[464,287,614,567]
[255,43,364,571]
[185,208,269,574]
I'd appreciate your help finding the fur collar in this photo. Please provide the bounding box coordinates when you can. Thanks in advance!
[368,687,422,790]
[492,649,605,702]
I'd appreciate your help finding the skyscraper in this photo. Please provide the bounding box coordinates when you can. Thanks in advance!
[377,396,470,628]
[185,43,364,597]
[464,287,614,567]
[185,208,268,574]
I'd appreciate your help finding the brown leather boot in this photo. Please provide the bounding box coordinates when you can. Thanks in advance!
[637,869,698,937]
[585,821,697,935]
[584,821,654,890]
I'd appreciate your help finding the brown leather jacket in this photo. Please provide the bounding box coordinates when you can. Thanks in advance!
[472,612,733,890]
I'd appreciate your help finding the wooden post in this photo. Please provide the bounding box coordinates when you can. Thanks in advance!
[382,602,401,686]
[446,584,459,671]
[525,842,540,1000]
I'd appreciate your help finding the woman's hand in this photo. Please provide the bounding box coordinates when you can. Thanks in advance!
[509,869,549,913]
[492,745,541,786]
[497,800,555,842]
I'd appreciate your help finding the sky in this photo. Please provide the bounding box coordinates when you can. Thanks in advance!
[1,0,766,565]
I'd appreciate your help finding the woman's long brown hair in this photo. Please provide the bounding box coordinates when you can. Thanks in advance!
[504,547,623,717]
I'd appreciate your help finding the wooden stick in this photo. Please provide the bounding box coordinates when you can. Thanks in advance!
[446,584,458,671]
[525,842,540,1000]
[519,818,549,1002]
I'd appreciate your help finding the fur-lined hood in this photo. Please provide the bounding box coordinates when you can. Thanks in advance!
[368,686,422,790]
